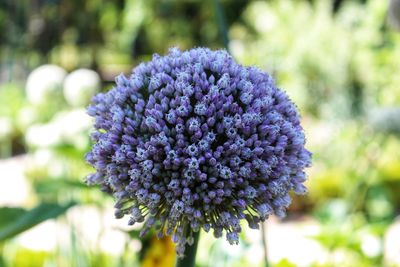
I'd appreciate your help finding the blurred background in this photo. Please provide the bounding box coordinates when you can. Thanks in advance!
[1,0,400,266]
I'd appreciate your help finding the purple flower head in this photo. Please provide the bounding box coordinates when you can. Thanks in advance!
[85,47,311,256]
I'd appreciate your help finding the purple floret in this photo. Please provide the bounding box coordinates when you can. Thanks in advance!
[85,47,311,256]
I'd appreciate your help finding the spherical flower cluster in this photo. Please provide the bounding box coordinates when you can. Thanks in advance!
[85,47,311,256]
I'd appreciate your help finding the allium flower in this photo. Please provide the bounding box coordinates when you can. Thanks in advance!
[85,47,311,256]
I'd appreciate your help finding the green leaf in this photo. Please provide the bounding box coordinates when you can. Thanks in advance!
[0,207,26,229]
[0,202,75,242]
[126,229,141,239]
[33,178,91,195]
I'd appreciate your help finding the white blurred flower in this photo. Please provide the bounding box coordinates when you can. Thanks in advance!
[67,206,128,255]
[26,148,64,177]
[30,148,55,168]
[18,220,57,251]
[25,108,92,149]
[99,229,127,255]
[52,108,92,149]
[63,69,100,107]
[16,106,39,130]
[25,123,63,148]
[384,218,400,265]
[229,40,245,59]
[67,206,103,249]
[252,2,277,33]
[0,116,13,140]
[0,155,31,206]
[26,64,67,105]
[361,233,382,258]
[54,108,92,136]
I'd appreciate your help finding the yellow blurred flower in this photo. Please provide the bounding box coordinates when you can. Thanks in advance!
[141,236,176,267]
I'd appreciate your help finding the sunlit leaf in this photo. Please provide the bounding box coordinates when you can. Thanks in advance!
[33,178,91,195]
[0,202,75,242]
[0,207,26,229]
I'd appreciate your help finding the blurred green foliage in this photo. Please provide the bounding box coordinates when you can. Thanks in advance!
[1,0,400,266]
[0,203,75,242]
[234,0,400,118]
[0,0,248,77]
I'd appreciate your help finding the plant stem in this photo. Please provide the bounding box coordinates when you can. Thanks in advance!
[261,222,269,267]
[213,0,230,52]
[175,231,200,267]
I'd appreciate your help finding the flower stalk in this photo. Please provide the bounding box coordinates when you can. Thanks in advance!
[261,222,269,267]
[175,231,200,267]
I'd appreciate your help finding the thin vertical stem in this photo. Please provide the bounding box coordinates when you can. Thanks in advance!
[175,231,200,267]
[261,222,269,267]
[213,0,230,52]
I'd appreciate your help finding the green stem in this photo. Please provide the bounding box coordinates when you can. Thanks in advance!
[261,222,269,267]
[213,0,230,52]
[175,231,200,267]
